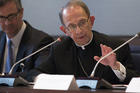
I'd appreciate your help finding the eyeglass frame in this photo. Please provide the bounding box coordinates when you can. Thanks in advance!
[0,10,21,22]
[65,16,90,32]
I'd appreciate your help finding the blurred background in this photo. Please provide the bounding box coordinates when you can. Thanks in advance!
[1,0,140,36]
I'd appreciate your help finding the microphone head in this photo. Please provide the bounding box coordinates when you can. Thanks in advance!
[137,32,140,37]
[20,63,24,68]
[57,37,61,42]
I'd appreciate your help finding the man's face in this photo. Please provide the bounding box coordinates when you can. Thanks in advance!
[0,1,23,38]
[62,5,93,46]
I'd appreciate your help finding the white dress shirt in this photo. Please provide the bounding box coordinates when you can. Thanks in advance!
[3,22,26,72]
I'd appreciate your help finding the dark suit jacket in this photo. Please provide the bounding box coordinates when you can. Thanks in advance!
[0,21,53,79]
[28,31,139,84]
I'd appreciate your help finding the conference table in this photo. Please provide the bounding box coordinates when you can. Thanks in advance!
[0,86,126,93]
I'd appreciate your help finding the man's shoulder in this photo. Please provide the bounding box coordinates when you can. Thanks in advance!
[53,36,74,49]
[25,21,49,36]
[26,21,52,36]
[93,31,125,45]
[22,21,54,44]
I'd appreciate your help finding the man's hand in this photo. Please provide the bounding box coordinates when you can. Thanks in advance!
[94,44,120,70]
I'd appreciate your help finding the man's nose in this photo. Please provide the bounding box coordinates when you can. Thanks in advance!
[75,26,82,34]
[4,19,12,25]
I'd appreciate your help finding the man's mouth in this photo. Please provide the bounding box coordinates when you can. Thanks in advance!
[78,35,85,39]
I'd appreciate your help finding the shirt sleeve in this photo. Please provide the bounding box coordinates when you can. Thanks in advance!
[112,62,126,81]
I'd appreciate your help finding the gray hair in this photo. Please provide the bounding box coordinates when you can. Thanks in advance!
[0,0,22,10]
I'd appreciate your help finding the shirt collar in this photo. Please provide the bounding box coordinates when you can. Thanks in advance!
[75,32,93,50]
[6,21,26,48]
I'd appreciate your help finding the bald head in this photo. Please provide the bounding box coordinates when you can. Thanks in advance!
[59,0,90,26]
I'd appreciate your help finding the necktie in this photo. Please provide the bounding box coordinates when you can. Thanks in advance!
[5,39,13,73]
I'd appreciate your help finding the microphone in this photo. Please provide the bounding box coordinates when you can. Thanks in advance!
[76,33,140,89]
[90,33,140,77]
[9,37,61,75]
[20,63,24,73]
[0,38,61,86]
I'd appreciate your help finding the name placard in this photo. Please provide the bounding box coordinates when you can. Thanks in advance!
[126,77,140,92]
[33,74,79,90]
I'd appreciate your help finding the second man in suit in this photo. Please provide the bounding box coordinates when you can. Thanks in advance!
[0,0,53,80]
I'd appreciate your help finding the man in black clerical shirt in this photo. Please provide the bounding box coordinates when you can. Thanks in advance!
[27,0,139,84]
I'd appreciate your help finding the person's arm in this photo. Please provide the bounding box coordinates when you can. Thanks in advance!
[26,44,56,82]
[94,44,126,81]
[20,34,54,81]
[112,61,126,81]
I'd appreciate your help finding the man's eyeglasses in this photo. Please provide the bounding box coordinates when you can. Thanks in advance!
[65,17,89,32]
[0,10,20,22]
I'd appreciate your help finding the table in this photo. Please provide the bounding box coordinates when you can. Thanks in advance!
[0,86,126,93]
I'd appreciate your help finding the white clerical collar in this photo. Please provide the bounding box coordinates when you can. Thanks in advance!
[76,33,93,50]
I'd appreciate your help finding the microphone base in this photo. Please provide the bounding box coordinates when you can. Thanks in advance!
[0,74,29,86]
[76,77,112,89]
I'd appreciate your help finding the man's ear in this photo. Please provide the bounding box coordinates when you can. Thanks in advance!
[59,26,66,34]
[90,16,95,26]
[19,8,24,19]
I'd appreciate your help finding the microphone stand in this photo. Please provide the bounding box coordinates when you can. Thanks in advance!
[9,38,60,75]
[76,33,139,89]
[90,33,139,77]
[0,38,61,86]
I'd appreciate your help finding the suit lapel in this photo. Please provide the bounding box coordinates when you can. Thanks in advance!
[14,24,30,73]
[0,33,6,72]
[16,27,29,62]
[16,39,27,62]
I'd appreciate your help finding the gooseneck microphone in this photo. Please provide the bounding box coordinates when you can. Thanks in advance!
[90,33,140,78]
[8,38,61,75]
[0,38,61,87]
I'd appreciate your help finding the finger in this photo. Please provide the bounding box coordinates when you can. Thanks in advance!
[103,45,113,54]
[94,56,100,61]
[100,44,106,56]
